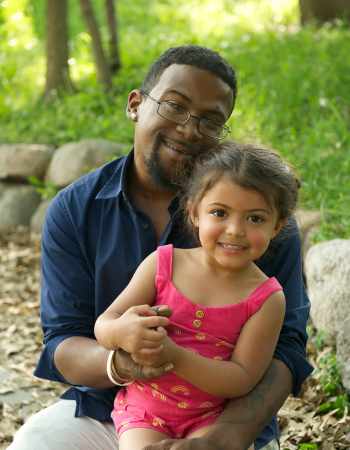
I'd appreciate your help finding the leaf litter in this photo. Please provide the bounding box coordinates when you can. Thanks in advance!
[0,228,349,449]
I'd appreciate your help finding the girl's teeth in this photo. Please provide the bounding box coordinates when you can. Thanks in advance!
[222,243,244,249]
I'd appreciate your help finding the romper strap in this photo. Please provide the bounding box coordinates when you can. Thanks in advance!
[156,244,174,283]
[247,277,283,317]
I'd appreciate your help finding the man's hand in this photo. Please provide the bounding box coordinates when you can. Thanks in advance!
[114,347,173,381]
[142,437,228,450]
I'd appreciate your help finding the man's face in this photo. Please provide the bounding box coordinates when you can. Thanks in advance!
[129,64,234,191]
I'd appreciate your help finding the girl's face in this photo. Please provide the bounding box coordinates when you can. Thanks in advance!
[190,176,284,272]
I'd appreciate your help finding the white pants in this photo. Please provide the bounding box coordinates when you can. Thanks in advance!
[7,399,279,450]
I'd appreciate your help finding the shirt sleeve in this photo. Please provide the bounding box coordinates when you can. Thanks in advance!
[266,222,313,395]
[34,190,95,384]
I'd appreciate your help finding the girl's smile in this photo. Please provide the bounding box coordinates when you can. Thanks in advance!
[191,176,284,272]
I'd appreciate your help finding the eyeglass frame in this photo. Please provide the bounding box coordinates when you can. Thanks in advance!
[140,90,231,140]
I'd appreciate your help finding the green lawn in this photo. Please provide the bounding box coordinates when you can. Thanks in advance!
[1,0,349,240]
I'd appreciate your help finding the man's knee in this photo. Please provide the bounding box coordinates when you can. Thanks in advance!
[8,400,117,450]
[8,400,76,450]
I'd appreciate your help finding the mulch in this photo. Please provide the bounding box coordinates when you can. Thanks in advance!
[0,228,349,449]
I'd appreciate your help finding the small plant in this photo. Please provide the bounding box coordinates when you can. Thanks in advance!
[316,349,350,418]
[318,351,343,396]
[28,176,59,200]
[298,443,318,450]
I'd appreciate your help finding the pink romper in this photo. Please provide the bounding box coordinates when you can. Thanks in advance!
[112,244,283,439]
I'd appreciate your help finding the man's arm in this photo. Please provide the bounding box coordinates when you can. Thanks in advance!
[203,359,292,450]
[35,191,171,388]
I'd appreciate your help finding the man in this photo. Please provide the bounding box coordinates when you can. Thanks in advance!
[9,45,312,450]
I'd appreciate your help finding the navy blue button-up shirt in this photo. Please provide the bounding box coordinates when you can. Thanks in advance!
[35,151,313,449]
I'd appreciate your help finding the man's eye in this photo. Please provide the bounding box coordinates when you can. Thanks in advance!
[201,118,222,131]
[248,215,265,224]
[166,101,185,113]
[210,209,226,218]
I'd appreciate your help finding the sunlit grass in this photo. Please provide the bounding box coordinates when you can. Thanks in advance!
[0,0,349,240]
[173,0,299,38]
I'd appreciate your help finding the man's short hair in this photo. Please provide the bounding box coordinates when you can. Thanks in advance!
[141,45,237,110]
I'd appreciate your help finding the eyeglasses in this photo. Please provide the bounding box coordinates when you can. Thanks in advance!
[141,90,230,140]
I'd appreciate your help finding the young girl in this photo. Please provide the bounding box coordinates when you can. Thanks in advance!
[94,141,300,450]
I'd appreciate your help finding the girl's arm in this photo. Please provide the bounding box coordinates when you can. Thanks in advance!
[94,251,170,354]
[168,290,286,398]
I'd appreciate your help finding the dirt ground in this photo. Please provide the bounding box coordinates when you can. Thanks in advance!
[0,228,349,450]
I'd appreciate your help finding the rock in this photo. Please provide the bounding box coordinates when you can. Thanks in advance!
[0,144,54,181]
[337,317,350,390]
[305,239,350,388]
[30,199,51,233]
[0,183,41,230]
[46,139,125,187]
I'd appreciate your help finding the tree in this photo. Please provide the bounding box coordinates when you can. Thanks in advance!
[105,0,121,73]
[79,0,112,90]
[44,0,74,99]
[299,0,350,25]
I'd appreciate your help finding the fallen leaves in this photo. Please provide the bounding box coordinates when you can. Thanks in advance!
[0,227,349,449]
[0,228,64,448]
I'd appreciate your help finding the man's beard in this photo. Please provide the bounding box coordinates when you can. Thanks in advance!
[145,145,195,192]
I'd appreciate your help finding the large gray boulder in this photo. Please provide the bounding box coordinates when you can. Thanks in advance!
[337,317,350,390]
[305,239,350,390]
[0,144,54,180]
[46,139,125,187]
[0,184,41,230]
[30,199,51,233]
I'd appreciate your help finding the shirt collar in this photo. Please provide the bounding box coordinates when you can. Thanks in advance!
[95,150,134,200]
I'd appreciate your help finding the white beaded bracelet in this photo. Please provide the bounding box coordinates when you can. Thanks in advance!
[106,349,133,386]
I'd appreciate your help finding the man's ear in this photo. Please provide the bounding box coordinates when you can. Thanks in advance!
[126,89,142,121]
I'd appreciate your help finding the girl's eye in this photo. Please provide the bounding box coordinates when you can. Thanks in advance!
[210,209,226,218]
[248,215,265,224]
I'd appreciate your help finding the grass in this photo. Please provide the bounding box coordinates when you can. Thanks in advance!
[0,0,349,241]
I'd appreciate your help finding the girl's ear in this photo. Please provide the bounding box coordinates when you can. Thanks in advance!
[272,219,286,238]
[188,203,199,227]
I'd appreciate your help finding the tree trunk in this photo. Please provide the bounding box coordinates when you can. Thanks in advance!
[299,0,350,24]
[45,0,74,99]
[79,0,112,90]
[105,0,121,73]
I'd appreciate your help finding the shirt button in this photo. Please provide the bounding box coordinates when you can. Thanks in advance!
[195,310,204,319]
[193,319,202,328]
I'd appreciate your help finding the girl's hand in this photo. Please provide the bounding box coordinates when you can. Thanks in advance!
[132,335,181,368]
[116,304,170,354]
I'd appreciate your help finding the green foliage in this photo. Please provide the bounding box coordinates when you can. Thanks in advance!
[318,351,343,396]
[298,444,318,450]
[308,327,350,419]
[28,176,58,200]
[0,0,349,240]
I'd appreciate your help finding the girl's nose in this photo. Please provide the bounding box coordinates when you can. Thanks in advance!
[227,220,245,237]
